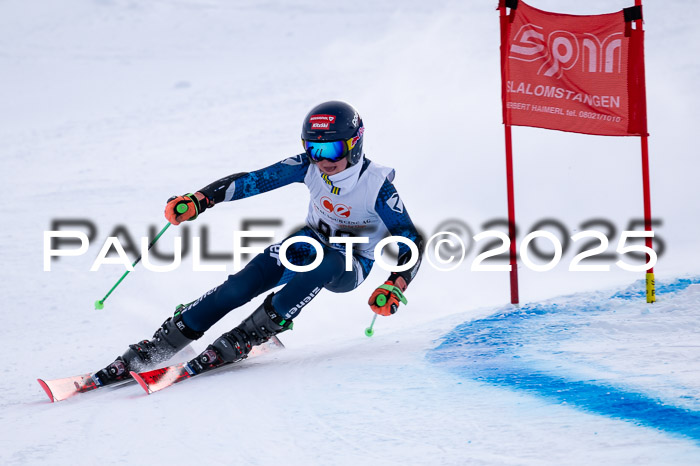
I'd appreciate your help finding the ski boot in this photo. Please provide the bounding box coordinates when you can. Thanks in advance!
[189,293,292,373]
[94,311,203,385]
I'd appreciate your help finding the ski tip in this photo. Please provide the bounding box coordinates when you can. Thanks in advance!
[271,335,285,349]
[130,371,151,395]
[37,378,55,403]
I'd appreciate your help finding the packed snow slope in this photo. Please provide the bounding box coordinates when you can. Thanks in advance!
[1,0,699,465]
[430,278,700,445]
[4,278,700,465]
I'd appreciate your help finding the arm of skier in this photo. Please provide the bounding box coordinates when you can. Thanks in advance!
[368,178,423,316]
[165,154,310,225]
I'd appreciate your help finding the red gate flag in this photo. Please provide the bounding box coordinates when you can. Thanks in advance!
[501,1,648,136]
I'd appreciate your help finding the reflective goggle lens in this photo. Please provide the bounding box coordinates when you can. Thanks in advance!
[303,140,348,163]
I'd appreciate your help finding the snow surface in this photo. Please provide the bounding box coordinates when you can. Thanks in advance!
[2,0,700,464]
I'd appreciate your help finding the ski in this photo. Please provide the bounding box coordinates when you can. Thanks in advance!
[37,344,199,403]
[131,335,284,395]
[37,373,134,403]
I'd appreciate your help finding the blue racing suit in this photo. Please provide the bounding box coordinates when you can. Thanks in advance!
[180,153,422,331]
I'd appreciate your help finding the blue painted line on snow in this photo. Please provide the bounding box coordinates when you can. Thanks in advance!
[612,277,700,300]
[428,277,700,442]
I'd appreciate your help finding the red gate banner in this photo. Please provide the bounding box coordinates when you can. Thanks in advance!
[501,1,647,136]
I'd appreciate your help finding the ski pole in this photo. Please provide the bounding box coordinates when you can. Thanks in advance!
[94,211,183,309]
[365,314,377,337]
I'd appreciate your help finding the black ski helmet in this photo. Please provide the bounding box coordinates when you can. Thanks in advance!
[301,101,364,166]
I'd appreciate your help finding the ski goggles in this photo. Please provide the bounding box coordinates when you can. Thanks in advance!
[302,139,351,163]
[303,128,363,163]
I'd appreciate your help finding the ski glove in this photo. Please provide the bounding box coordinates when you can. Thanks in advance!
[165,193,209,225]
[369,281,408,316]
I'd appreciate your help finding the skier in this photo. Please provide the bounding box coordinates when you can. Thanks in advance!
[95,100,423,383]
